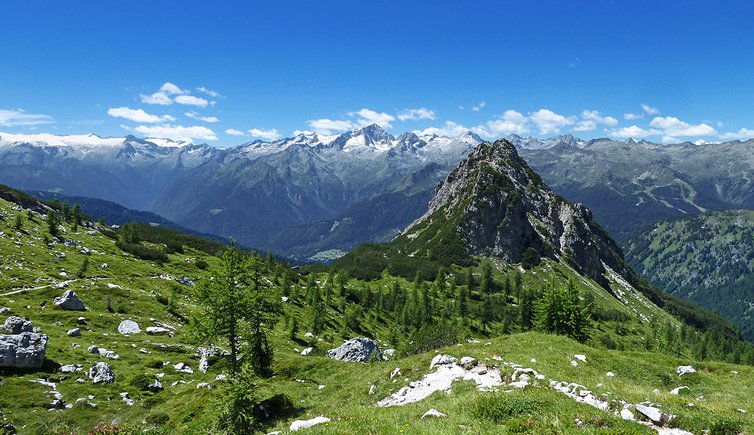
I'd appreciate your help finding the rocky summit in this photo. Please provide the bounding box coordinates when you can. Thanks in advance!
[399,140,627,287]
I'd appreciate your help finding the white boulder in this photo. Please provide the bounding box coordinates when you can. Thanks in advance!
[290,416,330,432]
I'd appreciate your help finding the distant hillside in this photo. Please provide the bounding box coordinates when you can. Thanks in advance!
[30,190,232,247]
[624,209,754,342]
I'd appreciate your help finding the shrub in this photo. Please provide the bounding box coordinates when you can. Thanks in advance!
[469,392,549,423]
[709,417,743,435]
[401,322,465,356]
[196,259,209,270]
[145,413,171,425]
[116,240,168,263]
[129,373,151,390]
[155,294,169,306]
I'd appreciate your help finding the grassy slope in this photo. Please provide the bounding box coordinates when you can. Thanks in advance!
[1,195,753,434]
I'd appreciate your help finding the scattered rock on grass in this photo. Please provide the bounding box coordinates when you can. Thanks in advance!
[290,416,330,432]
[67,328,80,337]
[88,362,115,384]
[421,409,447,419]
[1,316,32,334]
[53,290,86,311]
[635,404,670,426]
[670,386,689,395]
[677,366,696,376]
[327,338,383,363]
[430,354,456,369]
[117,320,141,335]
[146,326,171,336]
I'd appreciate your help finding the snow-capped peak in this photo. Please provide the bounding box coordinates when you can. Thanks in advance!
[0,132,126,147]
[143,137,193,148]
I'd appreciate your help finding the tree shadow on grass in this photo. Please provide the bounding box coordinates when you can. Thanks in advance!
[254,393,307,432]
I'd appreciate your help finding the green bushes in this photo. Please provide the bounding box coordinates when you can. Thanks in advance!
[469,391,550,423]
[115,240,168,263]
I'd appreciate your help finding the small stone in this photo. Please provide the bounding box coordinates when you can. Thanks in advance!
[570,360,578,367]
[677,365,696,376]
[67,328,81,337]
[635,404,670,426]
[390,368,402,379]
[146,379,163,392]
[574,354,587,363]
[670,386,689,395]
[290,416,330,432]
[606,371,615,377]
[301,347,313,356]
[421,409,447,419]
[368,384,376,395]
[459,356,477,368]
[429,354,456,369]
[146,326,171,336]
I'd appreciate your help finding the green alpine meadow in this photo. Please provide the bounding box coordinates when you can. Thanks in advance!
[2,140,753,434]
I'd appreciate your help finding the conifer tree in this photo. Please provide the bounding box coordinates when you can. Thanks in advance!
[46,210,61,237]
[535,279,591,342]
[192,245,280,376]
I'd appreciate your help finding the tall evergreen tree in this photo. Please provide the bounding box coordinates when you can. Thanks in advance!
[192,246,280,376]
[535,279,591,342]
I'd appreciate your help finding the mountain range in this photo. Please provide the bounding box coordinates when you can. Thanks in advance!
[3,129,754,262]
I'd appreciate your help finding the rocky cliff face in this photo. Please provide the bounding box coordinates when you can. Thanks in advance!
[405,140,627,286]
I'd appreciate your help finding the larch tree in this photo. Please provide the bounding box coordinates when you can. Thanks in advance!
[192,245,280,376]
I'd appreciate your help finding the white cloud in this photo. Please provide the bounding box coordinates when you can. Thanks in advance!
[414,121,470,137]
[350,108,395,129]
[641,104,660,115]
[648,116,717,138]
[0,109,54,127]
[133,124,217,142]
[397,107,436,121]
[225,128,245,136]
[608,125,658,139]
[248,128,281,141]
[307,107,395,134]
[623,112,643,120]
[160,82,187,95]
[174,95,210,107]
[530,109,574,134]
[307,118,356,135]
[185,111,219,123]
[720,128,754,140]
[196,86,221,98]
[140,92,172,106]
[474,110,530,137]
[471,101,486,112]
[574,110,618,131]
[107,107,174,123]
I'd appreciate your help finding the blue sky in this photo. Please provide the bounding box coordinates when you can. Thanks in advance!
[1,1,753,146]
